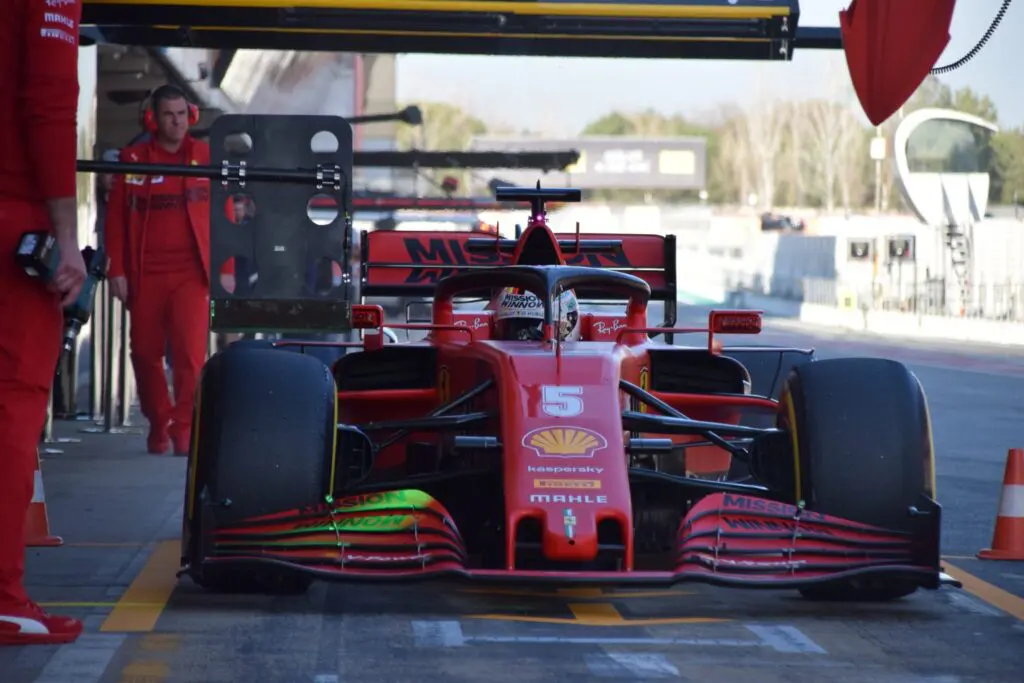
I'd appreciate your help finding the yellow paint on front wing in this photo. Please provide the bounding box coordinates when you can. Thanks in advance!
[328,387,339,499]
[781,388,802,503]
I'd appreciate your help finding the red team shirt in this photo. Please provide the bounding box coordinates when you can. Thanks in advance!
[140,145,204,276]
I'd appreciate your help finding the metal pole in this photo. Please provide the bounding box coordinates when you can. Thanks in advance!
[76,160,335,184]
[41,388,54,444]
[87,279,108,421]
[117,305,132,428]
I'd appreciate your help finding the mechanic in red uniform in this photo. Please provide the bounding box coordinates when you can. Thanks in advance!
[0,0,87,646]
[105,84,213,456]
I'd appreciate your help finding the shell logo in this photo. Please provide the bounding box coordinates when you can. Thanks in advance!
[522,427,608,458]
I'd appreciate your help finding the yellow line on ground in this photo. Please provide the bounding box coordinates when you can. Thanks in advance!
[100,540,180,633]
[119,661,169,681]
[470,600,729,626]
[118,634,181,683]
[944,561,1024,622]
[137,634,182,653]
[41,602,131,608]
[567,602,728,626]
[68,542,145,547]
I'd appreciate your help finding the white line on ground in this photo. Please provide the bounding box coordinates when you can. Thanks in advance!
[745,624,827,654]
[468,635,760,646]
[946,592,1005,617]
[412,620,466,648]
[313,676,339,683]
[584,653,680,678]
[412,620,829,654]
[32,633,127,683]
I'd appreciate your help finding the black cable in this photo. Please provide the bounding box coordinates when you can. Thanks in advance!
[931,0,1013,74]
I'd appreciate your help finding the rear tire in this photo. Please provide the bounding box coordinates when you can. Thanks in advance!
[186,348,337,594]
[778,358,935,602]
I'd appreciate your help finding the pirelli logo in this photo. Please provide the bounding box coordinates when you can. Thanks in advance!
[534,479,601,490]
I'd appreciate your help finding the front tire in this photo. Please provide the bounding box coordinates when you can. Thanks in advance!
[185,347,337,594]
[778,358,935,602]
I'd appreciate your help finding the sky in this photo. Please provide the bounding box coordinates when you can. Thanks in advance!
[395,0,1022,135]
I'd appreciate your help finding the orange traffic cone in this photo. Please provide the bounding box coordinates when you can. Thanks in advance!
[978,448,1024,561]
[25,448,62,547]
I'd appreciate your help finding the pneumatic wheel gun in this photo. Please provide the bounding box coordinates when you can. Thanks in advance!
[14,231,110,353]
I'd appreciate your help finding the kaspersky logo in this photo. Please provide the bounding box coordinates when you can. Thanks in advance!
[528,465,604,474]
[522,426,608,458]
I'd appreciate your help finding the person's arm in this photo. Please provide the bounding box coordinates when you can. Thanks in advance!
[104,162,128,279]
[21,0,84,241]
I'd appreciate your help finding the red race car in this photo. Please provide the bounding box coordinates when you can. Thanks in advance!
[181,186,950,604]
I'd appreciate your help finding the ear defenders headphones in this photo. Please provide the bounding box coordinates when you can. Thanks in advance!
[142,85,200,133]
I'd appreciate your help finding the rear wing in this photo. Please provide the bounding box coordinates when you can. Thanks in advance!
[360,229,677,307]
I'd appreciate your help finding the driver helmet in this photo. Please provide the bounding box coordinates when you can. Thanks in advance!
[494,287,580,341]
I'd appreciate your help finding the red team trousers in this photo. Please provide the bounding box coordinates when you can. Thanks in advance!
[129,267,209,450]
[0,203,62,607]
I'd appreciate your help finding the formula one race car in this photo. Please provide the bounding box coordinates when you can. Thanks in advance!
[180,184,947,604]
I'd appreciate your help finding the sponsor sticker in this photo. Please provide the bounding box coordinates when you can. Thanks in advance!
[43,12,75,29]
[39,27,75,44]
[530,494,607,504]
[523,426,608,458]
[563,508,576,539]
[528,465,603,474]
[534,479,601,490]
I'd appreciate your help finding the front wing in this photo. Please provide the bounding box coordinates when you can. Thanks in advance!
[189,489,945,589]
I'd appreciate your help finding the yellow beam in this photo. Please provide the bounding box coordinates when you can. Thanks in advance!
[84,0,790,20]
[140,26,768,44]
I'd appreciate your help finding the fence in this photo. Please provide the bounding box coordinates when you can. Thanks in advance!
[42,280,139,446]
[719,267,1024,324]
[41,281,231,445]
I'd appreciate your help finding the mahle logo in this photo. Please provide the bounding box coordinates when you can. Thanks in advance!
[529,494,608,504]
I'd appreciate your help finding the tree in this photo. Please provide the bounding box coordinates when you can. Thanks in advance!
[709,105,753,206]
[743,99,788,210]
[950,87,999,124]
[992,128,1024,204]
[582,111,636,136]
[395,101,487,151]
[394,101,488,195]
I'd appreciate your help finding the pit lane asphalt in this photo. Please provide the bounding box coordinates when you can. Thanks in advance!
[4,306,1023,683]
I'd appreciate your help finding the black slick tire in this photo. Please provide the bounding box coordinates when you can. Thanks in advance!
[187,347,337,594]
[778,358,935,602]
